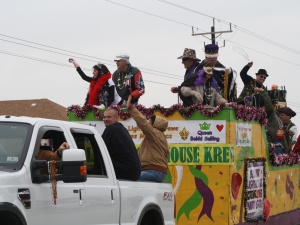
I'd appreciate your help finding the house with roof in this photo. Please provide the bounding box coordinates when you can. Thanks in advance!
[0,99,67,121]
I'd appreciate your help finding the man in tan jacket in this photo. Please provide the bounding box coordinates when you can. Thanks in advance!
[127,96,169,182]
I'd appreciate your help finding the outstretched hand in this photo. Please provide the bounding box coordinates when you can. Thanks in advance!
[57,142,70,157]
[247,61,253,67]
[69,58,80,68]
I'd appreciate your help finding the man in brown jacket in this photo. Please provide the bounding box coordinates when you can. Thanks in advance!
[127,96,169,182]
[37,140,69,161]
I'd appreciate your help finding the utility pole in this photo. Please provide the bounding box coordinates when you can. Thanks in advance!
[192,18,232,46]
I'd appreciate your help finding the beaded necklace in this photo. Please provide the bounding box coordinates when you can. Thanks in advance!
[203,81,213,105]
[116,73,128,89]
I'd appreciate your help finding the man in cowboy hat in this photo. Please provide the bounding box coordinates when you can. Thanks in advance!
[171,48,201,91]
[197,44,237,102]
[237,61,269,107]
[272,107,298,154]
[171,48,202,106]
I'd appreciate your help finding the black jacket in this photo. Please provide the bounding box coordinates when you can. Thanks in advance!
[102,122,141,180]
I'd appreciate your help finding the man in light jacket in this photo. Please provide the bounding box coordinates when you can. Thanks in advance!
[127,96,169,182]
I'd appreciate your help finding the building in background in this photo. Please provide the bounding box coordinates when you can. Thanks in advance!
[0,99,67,121]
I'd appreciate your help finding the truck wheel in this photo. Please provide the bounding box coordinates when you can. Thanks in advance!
[140,210,163,225]
[0,212,25,225]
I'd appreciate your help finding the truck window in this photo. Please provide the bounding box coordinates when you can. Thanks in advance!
[0,122,32,172]
[33,129,67,158]
[71,132,107,177]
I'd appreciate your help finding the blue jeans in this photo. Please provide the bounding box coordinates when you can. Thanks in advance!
[139,170,167,182]
[272,140,285,155]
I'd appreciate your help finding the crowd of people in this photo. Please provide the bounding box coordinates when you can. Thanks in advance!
[52,44,299,182]
[170,44,298,155]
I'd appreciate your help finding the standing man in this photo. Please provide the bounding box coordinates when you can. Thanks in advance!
[198,44,237,102]
[102,108,141,180]
[113,53,145,105]
[237,62,268,107]
[171,48,202,107]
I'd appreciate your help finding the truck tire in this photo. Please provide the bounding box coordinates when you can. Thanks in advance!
[0,203,26,225]
[138,204,164,225]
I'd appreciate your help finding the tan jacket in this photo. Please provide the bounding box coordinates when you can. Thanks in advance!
[129,106,169,173]
[36,149,61,161]
[181,85,227,107]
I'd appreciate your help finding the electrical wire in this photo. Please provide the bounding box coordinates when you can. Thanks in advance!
[104,1,300,68]
[0,50,178,87]
[106,0,205,31]
[157,0,300,56]
[0,34,183,79]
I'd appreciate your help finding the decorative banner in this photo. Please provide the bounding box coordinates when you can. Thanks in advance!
[236,123,252,147]
[168,144,234,165]
[79,120,226,144]
[244,158,266,222]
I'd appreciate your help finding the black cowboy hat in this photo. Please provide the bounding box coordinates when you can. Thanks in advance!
[255,69,268,77]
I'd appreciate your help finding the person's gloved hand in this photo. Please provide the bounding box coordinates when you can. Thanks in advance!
[192,91,203,102]
[69,58,80,68]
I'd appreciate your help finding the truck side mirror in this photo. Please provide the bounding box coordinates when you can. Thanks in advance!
[31,149,87,183]
[60,149,87,183]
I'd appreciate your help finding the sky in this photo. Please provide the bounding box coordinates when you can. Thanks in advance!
[1,0,300,125]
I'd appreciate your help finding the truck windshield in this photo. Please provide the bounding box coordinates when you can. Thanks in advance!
[0,122,32,171]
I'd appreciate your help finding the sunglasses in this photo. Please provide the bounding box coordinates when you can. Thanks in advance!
[182,58,190,62]
[258,75,267,79]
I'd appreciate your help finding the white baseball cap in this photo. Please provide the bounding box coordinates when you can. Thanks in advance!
[114,53,130,63]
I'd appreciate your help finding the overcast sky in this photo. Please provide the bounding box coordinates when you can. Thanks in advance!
[1,0,300,125]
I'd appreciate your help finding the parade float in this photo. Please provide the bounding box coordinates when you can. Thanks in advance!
[67,95,300,225]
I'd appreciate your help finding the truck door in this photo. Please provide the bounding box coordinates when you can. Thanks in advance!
[70,128,119,225]
[28,126,86,225]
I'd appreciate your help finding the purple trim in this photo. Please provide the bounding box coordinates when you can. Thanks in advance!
[194,69,219,92]
[236,208,300,225]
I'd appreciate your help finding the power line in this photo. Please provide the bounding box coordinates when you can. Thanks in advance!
[157,0,300,56]
[0,33,183,79]
[220,39,300,67]
[106,0,205,31]
[104,1,300,68]
[0,50,178,87]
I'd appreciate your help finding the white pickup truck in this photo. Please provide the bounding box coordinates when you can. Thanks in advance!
[0,116,174,225]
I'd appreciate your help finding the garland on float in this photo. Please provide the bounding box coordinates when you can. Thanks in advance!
[67,103,268,126]
[269,145,300,166]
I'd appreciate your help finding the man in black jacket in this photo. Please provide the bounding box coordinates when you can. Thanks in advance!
[102,108,141,180]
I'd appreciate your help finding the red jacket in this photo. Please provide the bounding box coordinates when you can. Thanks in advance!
[88,73,111,105]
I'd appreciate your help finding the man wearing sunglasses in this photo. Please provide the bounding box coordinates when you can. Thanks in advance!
[171,48,202,106]
[237,61,269,107]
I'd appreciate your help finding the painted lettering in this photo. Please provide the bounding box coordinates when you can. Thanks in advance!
[223,147,229,162]
[197,131,213,135]
[213,147,223,162]
[204,147,213,162]
[127,126,141,133]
